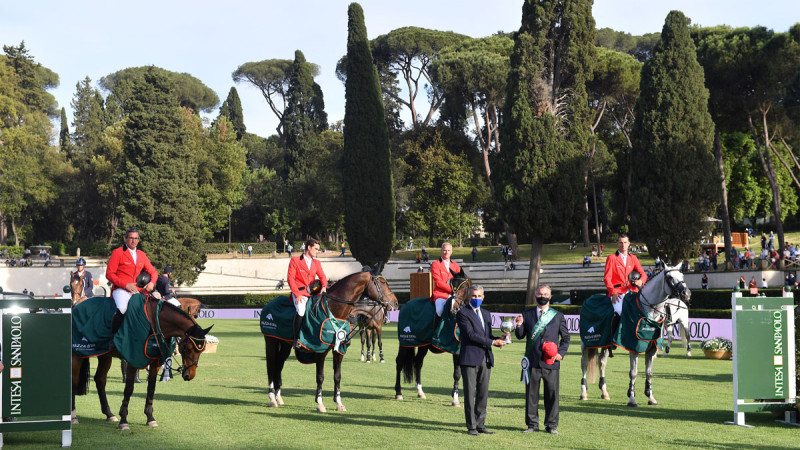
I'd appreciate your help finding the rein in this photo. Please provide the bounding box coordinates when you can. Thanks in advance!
[638,269,687,319]
[145,296,205,375]
[324,274,394,341]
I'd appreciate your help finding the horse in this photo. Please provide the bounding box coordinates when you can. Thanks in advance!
[358,301,387,363]
[580,264,690,407]
[176,297,203,318]
[72,296,213,429]
[394,275,471,406]
[664,298,691,357]
[70,271,86,306]
[264,268,398,412]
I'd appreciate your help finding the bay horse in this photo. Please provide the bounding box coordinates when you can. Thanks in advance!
[176,297,203,318]
[69,271,86,306]
[72,296,212,429]
[394,275,471,406]
[664,298,691,357]
[264,268,398,412]
[580,264,690,406]
[358,301,387,363]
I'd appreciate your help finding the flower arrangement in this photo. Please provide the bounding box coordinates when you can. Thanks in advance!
[700,337,732,352]
[205,335,219,344]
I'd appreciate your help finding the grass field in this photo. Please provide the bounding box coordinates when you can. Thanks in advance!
[6,319,796,449]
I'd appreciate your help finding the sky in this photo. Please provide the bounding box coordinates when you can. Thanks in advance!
[1,0,798,138]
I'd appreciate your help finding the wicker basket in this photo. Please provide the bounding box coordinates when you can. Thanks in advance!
[703,349,731,360]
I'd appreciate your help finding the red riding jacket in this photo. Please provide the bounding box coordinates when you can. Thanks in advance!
[431,258,461,300]
[287,255,328,299]
[603,250,647,297]
[105,245,158,294]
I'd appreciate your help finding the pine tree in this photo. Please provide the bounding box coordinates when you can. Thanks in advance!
[116,67,206,284]
[630,11,718,259]
[218,86,246,140]
[59,107,71,155]
[283,50,318,177]
[342,2,395,269]
[497,0,595,304]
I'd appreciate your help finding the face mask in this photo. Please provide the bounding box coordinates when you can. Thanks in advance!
[535,296,550,306]
[469,297,483,309]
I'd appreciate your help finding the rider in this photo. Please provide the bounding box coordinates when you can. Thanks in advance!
[603,234,647,356]
[105,228,158,335]
[155,265,180,307]
[74,257,95,298]
[431,242,461,325]
[288,238,328,350]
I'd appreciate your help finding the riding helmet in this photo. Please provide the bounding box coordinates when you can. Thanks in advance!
[136,272,151,288]
[76,257,86,266]
[628,271,641,283]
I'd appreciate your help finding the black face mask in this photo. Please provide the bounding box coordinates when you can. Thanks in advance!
[535,296,549,306]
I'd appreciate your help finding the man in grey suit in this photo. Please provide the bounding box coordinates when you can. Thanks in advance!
[456,285,508,436]
[515,284,570,435]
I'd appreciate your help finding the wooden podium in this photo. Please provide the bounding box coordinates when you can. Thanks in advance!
[409,272,433,300]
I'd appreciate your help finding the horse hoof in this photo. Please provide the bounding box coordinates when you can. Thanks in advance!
[418,393,426,399]
[337,405,346,412]
[579,393,588,401]
[451,401,461,407]
[380,359,385,363]
[147,420,158,427]
[119,423,130,431]
[686,352,692,358]
[648,399,658,406]
[317,405,327,413]
[367,360,371,364]
[360,356,365,362]
[601,393,610,400]
[627,401,638,407]
[395,395,403,401]
[71,418,79,425]
[277,396,285,406]
[269,400,278,407]
[108,416,119,422]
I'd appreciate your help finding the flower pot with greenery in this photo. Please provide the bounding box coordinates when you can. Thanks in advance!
[700,337,732,359]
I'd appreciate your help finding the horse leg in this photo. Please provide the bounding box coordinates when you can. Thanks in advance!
[94,354,117,422]
[377,328,385,363]
[645,346,658,405]
[451,354,461,407]
[360,330,366,362]
[627,353,639,407]
[333,352,346,411]
[315,355,327,412]
[599,348,610,400]
[265,337,280,407]
[414,346,429,399]
[395,347,410,400]
[144,361,159,426]
[369,329,377,363]
[580,344,590,400]
[681,322,692,357]
[665,324,673,354]
[118,362,137,430]
[275,341,290,405]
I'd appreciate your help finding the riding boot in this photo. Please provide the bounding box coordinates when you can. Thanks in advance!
[609,313,621,358]
[134,370,142,384]
[433,314,442,333]
[121,360,128,383]
[111,309,124,335]
[293,314,305,351]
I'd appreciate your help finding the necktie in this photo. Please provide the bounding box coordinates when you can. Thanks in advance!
[476,308,485,331]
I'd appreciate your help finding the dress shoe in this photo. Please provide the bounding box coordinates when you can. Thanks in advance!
[477,429,495,435]
[468,430,479,436]
[522,427,539,433]
[545,428,559,435]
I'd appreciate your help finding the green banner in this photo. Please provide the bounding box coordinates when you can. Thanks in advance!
[735,308,791,399]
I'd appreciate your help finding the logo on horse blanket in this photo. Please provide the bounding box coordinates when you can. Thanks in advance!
[397,297,460,354]
[260,296,295,341]
[72,295,175,369]
[579,294,614,348]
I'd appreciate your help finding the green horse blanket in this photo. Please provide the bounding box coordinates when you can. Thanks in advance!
[579,294,615,348]
[72,295,175,369]
[613,293,664,354]
[398,297,460,355]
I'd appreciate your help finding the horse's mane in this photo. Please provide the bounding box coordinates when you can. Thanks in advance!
[148,296,197,324]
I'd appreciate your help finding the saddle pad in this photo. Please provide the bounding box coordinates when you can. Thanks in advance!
[72,297,116,357]
[260,296,295,341]
[613,293,664,354]
[579,294,614,348]
[296,296,352,356]
[397,297,436,347]
[431,308,460,355]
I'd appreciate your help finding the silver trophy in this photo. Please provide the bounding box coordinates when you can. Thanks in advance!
[501,317,515,344]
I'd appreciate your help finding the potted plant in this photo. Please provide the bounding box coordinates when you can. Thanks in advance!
[700,337,732,359]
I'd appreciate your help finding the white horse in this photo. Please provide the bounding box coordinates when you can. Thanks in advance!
[664,298,691,357]
[580,264,691,407]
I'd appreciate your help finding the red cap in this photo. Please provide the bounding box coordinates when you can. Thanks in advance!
[542,341,559,365]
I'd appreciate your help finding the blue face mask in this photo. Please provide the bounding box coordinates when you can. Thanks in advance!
[470,297,483,309]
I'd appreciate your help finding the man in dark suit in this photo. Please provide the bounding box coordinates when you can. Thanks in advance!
[515,284,570,435]
[456,285,507,436]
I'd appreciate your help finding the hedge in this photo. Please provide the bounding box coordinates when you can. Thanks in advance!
[203,242,277,255]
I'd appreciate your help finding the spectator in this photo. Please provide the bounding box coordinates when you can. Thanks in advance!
[748,276,757,289]
[697,254,705,271]
[680,259,689,272]
[340,242,346,257]
[761,233,767,250]
[287,243,293,258]
[701,273,709,289]
[711,249,718,270]
[248,244,253,258]
[768,231,775,250]
[582,255,591,267]
[762,277,768,289]
[501,245,509,262]
[415,252,422,263]
[422,248,429,263]
[472,246,478,262]
[417,266,424,273]
[408,236,414,250]
[276,278,285,290]
[569,240,577,250]
[738,276,746,290]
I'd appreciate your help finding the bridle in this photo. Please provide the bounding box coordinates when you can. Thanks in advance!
[324,273,397,339]
[639,268,689,318]
[145,296,207,375]
[449,278,472,313]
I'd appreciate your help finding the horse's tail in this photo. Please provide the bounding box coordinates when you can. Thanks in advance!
[586,348,598,384]
[76,358,91,396]
[400,347,414,384]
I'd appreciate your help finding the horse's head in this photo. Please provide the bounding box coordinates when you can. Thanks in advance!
[70,271,84,306]
[662,264,691,304]
[449,269,472,314]
[366,268,399,312]
[176,323,213,381]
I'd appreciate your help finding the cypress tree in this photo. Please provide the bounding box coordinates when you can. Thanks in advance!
[283,50,318,177]
[59,107,71,155]
[219,86,246,140]
[630,11,717,259]
[116,67,206,284]
[342,2,395,269]
[497,0,595,304]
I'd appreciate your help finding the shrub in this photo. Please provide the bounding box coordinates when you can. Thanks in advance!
[700,337,732,351]
[203,242,277,255]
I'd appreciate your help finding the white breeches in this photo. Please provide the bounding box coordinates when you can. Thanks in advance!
[292,294,308,317]
[113,289,133,314]
[167,298,181,308]
[435,297,448,317]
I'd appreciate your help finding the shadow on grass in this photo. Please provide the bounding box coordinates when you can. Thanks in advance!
[252,409,470,434]
[655,372,731,383]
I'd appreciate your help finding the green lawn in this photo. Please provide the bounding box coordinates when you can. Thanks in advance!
[8,320,795,448]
